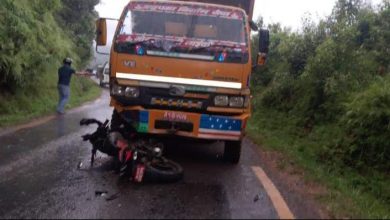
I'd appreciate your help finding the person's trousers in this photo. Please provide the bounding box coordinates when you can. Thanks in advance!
[57,84,70,113]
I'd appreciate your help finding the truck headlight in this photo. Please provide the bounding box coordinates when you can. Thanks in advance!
[125,87,140,98]
[229,96,244,107]
[111,84,125,96]
[214,95,229,106]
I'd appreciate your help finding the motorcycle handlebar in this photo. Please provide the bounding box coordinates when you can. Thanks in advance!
[80,118,109,128]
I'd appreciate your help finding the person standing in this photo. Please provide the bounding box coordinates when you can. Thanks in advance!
[56,57,86,114]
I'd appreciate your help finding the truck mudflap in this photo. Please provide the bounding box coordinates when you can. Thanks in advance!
[120,109,249,141]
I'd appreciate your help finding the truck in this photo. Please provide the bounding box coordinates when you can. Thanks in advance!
[97,61,110,87]
[95,0,269,163]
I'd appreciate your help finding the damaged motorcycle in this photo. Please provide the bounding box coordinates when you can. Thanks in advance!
[80,118,183,183]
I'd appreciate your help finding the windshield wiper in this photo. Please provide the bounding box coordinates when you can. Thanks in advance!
[126,39,184,51]
[122,38,156,46]
[187,43,239,53]
[115,38,159,53]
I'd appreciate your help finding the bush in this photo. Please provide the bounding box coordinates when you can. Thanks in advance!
[260,72,297,111]
[332,76,390,171]
[252,0,389,173]
[0,0,100,126]
[0,0,99,92]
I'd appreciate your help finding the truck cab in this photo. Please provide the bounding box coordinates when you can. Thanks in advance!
[95,0,269,163]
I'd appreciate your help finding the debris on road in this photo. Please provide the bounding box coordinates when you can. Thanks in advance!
[95,190,108,197]
[77,161,83,169]
[253,193,264,202]
[105,192,120,201]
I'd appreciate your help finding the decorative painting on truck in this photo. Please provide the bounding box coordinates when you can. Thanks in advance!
[128,1,245,20]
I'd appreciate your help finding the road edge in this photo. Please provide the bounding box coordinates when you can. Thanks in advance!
[246,138,332,219]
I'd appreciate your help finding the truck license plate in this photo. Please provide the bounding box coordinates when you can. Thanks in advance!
[163,111,187,121]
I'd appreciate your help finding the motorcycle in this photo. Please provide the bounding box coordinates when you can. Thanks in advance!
[80,118,183,183]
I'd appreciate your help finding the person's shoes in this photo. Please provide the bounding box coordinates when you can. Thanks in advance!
[56,110,65,115]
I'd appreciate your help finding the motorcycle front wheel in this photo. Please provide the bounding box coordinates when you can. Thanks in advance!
[144,158,183,183]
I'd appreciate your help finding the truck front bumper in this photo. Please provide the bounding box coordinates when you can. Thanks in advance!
[118,108,249,141]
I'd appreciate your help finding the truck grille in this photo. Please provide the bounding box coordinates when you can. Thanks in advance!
[150,97,203,109]
[114,87,213,112]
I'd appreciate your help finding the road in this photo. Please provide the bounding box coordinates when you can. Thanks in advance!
[0,90,322,219]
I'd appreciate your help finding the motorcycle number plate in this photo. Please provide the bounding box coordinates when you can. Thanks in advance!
[134,164,145,183]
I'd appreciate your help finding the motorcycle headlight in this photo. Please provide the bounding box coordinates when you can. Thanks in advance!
[214,95,229,106]
[125,87,140,98]
[111,84,125,96]
[229,96,244,107]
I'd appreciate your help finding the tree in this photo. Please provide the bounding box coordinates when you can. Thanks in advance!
[56,0,99,66]
[332,0,362,25]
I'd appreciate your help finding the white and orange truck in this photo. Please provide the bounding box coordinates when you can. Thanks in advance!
[95,0,269,163]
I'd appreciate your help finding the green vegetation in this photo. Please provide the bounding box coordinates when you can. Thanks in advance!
[56,0,99,67]
[250,0,389,218]
[0,72,100,126]
[0,0,100,127]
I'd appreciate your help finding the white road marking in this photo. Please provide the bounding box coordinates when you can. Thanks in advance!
[252,166,295,219]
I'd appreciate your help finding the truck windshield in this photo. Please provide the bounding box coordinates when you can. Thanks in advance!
[114,1,248,62]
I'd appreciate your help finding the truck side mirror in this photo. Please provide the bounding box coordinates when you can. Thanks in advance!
[257,29,269,66]
[96,18,107,46]
[249,20,258,31]
[259,29,269,53]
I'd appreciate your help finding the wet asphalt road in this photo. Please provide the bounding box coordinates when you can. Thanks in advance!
[0,90,300,219]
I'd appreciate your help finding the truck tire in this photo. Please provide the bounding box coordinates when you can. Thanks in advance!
[223,140,242,164]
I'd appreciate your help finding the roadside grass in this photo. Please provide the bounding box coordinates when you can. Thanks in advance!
[247,108,390,219]
[0,68,101,127]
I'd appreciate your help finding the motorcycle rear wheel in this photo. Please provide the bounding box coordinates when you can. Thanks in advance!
[144,159,183,183]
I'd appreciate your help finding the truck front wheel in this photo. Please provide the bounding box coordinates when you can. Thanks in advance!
[223,140,242,164]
